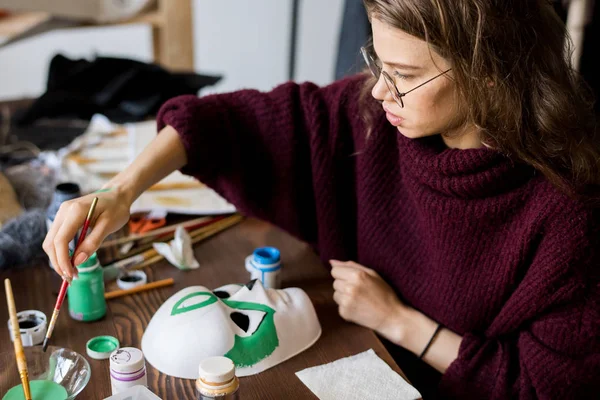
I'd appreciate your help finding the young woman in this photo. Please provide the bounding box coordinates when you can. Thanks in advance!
[44,1,599,398]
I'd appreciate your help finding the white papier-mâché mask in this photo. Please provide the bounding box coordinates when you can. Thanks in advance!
[141,280,321,378]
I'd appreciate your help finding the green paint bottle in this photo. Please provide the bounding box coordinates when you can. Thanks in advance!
[68,252,106,321]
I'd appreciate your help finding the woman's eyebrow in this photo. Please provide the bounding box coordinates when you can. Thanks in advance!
[383,60,422,70]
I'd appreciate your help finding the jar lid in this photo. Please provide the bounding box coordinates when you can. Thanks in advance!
[110,347,145,373]
[252,247,280,265]
[76,252,99,272]
[86,335,120,360]
[116,270,147,290]
[198,356,235,384]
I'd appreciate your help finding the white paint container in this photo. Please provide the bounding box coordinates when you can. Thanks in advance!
[7,310,47,346]
[196,356,239,400]
[110,347,148,395]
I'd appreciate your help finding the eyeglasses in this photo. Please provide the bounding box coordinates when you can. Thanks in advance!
[360,45,451,108]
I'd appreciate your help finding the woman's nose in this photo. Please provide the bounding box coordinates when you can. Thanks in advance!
[371,74,393,103]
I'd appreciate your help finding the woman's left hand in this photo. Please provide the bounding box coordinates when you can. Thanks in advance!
[330,260,409,342]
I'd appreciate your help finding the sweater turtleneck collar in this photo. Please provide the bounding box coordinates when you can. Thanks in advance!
[397,133,535,198]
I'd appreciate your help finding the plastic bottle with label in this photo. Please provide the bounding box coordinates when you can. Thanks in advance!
[110,347,148,395]
[67,252,106,321]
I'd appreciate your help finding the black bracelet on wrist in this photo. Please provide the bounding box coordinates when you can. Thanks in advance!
[419,323,443,359]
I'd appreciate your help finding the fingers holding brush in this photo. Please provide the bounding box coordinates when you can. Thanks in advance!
[71,216,111,267]
[43,189,132,278]
[54,200,95,279]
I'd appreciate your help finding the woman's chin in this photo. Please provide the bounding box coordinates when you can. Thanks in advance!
[396,126,438,140]
[396,126,421,139]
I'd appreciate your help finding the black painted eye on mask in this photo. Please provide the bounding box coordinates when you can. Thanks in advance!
[230,311,250,332]
[213,290,231,299]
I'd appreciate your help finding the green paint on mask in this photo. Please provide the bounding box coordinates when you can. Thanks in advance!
[168,290,280,368]
[171,292,217,315]
[222,299,278,368]
[93,188,113,194]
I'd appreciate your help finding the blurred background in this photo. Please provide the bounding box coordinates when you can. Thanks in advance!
[0,0,348,101]
[0,0,597,104]
[0,0,598,268]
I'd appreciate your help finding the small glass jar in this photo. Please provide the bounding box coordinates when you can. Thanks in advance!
[109,347,148,395]
[46,182,81,269]
[67,252,106,321]
[196,357,240,400]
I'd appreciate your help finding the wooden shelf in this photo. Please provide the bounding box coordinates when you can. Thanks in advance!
[90,0,194,71]
[121,10,163,27]
[0,0,194,72]
[0,11,51,46]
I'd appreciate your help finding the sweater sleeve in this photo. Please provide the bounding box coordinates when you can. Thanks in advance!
[440,208,600,399]
[156,76,365,247]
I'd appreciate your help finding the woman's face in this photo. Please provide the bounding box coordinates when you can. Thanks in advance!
[370,18,478,147]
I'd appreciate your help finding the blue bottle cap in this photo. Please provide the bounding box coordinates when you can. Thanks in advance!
[252,247,280,265]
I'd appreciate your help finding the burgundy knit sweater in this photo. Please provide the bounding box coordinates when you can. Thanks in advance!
[158,75,600,399]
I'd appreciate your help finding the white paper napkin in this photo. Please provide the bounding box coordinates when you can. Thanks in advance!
[152,226,200,270]
[296,349,421,400]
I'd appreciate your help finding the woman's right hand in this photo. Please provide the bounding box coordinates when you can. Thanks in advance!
[44,125,189,279]
[43,187,133,279]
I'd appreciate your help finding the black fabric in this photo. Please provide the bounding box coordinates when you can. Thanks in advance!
[16,54,222,125]
[380,336,443,399]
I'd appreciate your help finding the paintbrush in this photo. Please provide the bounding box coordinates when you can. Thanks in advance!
[130,215,244,270]
[5,279,32,400]
[104,278,175,300]
[102,214,244,275]
[43,197,99,352]
[112,216,228,259]
[99,216,213,248]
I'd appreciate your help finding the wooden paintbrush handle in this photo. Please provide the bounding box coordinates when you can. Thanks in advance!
[131,215,244,270]
[104,278,175,300]
[5,279,32,400]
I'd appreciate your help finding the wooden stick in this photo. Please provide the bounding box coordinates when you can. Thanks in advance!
[103,247,158,272]
[131,254,163,270]
[105,214,243,269]
[5,279,32,400]
[100,216,214,248]
[127,216,230,255]
[104,278,175,300]
[190,214,243,244]
[137,215,227,245]
[127,214,244,270]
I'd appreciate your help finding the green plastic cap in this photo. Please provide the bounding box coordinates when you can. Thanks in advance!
[86,335,120,360]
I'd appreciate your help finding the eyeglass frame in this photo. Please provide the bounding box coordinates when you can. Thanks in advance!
[360,44,452,108]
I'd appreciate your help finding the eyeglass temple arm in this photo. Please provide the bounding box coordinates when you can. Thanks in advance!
[402,68,452,95]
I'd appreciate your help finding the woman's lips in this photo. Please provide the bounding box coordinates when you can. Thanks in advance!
[383,106,403,126]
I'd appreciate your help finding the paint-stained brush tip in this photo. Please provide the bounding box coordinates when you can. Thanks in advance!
[42,338,48,352]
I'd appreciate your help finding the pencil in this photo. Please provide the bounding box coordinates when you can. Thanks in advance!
[5,279,32,400]
[43,197,99,352]
[104,278,175,300]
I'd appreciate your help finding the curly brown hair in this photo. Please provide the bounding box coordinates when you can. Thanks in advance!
[361,0,600,201]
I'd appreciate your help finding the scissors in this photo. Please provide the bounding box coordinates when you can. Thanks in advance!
[128,210,167,235]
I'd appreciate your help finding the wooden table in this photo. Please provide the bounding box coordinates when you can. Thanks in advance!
[0,218,404,399]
